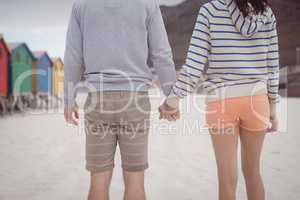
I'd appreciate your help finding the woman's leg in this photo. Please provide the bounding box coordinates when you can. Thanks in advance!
[240,128,266,200]
[210,126,239,200]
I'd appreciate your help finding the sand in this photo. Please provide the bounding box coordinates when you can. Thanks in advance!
[0,90,299,200]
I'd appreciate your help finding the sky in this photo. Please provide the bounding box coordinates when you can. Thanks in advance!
[0,0,185,59]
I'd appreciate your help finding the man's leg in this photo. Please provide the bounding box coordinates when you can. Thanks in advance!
[119,124,148,200]
[85,128,117,200]
[123,170,146,200]
[88,171,113,200]
[85,113,117,200]
[118,92,151,200]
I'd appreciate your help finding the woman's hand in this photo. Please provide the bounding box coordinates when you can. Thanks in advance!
[268,115,279,132]
[268,103,278,132]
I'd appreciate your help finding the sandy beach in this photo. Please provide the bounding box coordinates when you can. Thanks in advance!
[0,90,299,200]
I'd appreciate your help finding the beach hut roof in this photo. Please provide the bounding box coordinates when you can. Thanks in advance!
[34,51,53,66]
[7,42,23,51]
[51,57,63,63]
[33,51,46,59]
[0,34,9,53]
[7,42,36,60]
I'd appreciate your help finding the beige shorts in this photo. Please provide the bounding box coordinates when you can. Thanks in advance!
[84,91,151,173]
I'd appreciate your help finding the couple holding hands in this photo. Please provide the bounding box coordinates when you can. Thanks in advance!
[64,0,279,199]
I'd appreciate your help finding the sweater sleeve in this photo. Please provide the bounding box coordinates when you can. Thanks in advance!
[147,0,177,96]
[63,2,85,108]
[171,6,211,98]
[267,20,280,104]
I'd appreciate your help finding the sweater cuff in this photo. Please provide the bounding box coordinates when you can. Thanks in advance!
[64,96,77,109]
[166,90,180,108]
[268,96,280,104]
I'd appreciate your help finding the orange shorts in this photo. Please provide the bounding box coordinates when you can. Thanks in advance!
[206,94,270,132]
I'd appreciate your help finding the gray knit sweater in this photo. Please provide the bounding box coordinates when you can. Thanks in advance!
[64,0,177,107]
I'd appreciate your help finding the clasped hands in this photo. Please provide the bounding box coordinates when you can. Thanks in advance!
[158,100,180,121]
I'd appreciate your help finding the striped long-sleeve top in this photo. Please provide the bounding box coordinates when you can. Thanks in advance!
[171,0,280,104]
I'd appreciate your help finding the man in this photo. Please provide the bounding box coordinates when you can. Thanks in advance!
[63,0,178,199]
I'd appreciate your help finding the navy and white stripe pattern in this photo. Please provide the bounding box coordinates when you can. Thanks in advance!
[172,0,280,104]
[226,0,271,37]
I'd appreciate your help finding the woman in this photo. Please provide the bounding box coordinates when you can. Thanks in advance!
[160,0,279,199]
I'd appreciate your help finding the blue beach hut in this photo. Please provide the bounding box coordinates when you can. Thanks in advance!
[33,51,53,95]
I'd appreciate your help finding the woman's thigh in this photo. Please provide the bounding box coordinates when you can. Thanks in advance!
[240,128,266,174]
[209,126,240,175]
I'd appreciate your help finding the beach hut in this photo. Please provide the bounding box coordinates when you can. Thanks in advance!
[7,42,36,111]
[0,34,9,114]
[32,51,53,108]
[51,57,64,98]
[32,51,53,94]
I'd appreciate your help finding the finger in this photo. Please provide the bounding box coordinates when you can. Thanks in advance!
[274,122,279,131]
[64,112,70,122]
[159,108,164,119]
[159,111,164,120]
[71,119,79,126]
[158,108,162,119]
[66,113,79,126]
[171,112,180,121]
[170,114,177,121]
[71,112,79,126]
[169,117,175,122]
[271,120,279,132]
[159,107,167,120]
[269,129,276,133]
[162,109,171,121]
[158,106,162,113]
[162,112,169,121]
[64,115,68,122]
[272,126,278,133]
[74,110,79,119]
[267,123,274,132]
[268,126,276,133]
[166,116,172,122]
[66,118,77,126]
[267,128,273,133]
[167,114,174,122]
[177,112,181,120]
[175,111,180,120]
[162,113,169,120]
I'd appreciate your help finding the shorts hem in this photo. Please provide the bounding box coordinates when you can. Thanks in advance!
[239,125,269,132]
[86,164,115,174]
[122,163,149,172]
[206,123,238,130]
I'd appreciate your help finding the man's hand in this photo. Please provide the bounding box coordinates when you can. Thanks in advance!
[64,107,79,126]
[159,101,180,121]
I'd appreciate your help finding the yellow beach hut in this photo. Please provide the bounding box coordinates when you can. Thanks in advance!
[51,57,64,98]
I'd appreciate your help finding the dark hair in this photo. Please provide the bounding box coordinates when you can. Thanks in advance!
[234,0,269,17]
